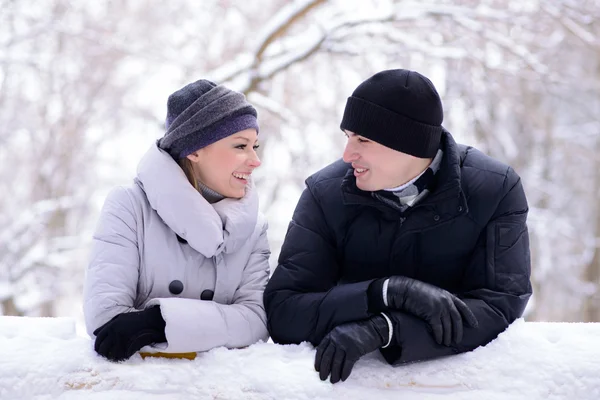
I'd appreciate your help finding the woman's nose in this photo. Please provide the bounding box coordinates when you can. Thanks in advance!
[248,150,261,168]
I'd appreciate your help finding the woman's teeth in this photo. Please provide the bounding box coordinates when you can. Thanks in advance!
[355,168,367,173]
[233,172,250,180]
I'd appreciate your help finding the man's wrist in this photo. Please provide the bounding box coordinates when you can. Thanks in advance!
[379,312,393,348]
[382,278,389,307]
[367,278,388,312]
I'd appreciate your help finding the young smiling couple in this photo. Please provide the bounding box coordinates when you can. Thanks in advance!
[85,69,531,384]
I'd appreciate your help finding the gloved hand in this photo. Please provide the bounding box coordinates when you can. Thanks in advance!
[386,276,478,346]
[93,306,167,362]
[315,315,389,384]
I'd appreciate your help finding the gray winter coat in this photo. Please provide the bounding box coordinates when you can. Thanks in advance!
[83,143,270,353]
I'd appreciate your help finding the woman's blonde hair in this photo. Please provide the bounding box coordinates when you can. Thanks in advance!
[178,157,199,191]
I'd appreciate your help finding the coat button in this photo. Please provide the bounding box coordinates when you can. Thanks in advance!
[458,206,463,212]
[169,280,184,295]
[433,215,440,222]
[201,290,214,301]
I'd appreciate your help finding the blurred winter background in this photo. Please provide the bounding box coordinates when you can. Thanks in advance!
[1,0,599,332]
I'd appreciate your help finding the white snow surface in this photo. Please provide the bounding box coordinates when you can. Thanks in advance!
[0,317,599,400]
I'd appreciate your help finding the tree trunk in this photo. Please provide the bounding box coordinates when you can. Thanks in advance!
[582,137,600,321]
[581,58,600,322]
[1,297,22,316]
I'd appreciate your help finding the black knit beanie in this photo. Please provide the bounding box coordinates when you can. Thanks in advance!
[340,69,443,158]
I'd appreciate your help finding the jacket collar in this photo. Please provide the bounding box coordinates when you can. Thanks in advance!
[135,143,258,257]
[341,129,468,225]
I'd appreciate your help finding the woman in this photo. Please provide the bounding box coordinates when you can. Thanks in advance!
[83,79,270,362]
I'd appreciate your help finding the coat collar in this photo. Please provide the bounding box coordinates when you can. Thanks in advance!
[341,129,468,225]
[135,143,258,257]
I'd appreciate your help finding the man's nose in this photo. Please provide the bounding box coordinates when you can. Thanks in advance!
[342,141,358,163]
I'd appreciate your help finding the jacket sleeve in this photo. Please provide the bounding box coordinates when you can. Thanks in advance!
[381,167,532,364]
[83,186,139,336]
[145,220,271,353]
[264,182,374,346]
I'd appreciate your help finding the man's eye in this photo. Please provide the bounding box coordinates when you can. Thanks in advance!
[358,138,369,143]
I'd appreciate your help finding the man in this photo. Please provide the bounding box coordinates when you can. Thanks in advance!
[264,69,532,384]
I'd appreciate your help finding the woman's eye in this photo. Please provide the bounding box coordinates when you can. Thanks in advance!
[235,144,247,149]
[358,138,369,143]
[253,145,260,150]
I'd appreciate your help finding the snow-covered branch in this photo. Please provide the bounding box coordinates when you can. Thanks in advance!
[252,0,327,64]
[541,2,600,50]
[452,16,551,76]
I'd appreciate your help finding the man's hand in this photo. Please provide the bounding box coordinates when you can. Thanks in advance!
[315,315,389,384]
[93,306,167,362]
[387,276,478,346]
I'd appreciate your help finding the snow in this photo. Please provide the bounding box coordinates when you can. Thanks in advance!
[1,317,599,400]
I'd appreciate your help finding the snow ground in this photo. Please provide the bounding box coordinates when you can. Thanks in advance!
[0,317,599,400]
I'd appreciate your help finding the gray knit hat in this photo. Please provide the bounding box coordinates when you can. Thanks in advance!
[158,79,259,159]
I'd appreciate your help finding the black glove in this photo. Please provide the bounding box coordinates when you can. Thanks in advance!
[315,315,389,384]
[93,306,167,362]
[386,276,478,346]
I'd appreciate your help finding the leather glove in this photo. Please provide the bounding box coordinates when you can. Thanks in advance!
[315,315,389,384]
[93,306,167,362]
[386,276,478,346]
